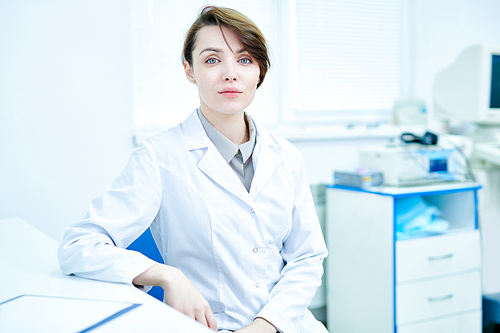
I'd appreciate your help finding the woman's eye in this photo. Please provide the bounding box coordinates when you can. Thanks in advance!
[206,58,219,64]
[239,58,252,64]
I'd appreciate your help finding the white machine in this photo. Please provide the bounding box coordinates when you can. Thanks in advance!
[433,44,500,125]
[434,45,500,165]
[433,44,500,167]
[359,144,463,186]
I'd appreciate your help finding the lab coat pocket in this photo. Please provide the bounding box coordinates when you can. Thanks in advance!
[259,189,294,248]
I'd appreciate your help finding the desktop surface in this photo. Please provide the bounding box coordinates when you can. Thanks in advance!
[0,218,212,333]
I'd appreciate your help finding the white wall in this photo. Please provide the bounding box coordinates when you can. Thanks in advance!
[289,135,395,184]
[0,0,135,241]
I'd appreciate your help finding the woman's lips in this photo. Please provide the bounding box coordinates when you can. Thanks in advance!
[219,88,242,98]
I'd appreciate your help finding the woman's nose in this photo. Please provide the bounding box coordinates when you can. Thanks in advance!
[223,63,237,81]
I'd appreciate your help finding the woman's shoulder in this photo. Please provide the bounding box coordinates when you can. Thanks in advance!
[148,125,183,143]
[140,124,187,160]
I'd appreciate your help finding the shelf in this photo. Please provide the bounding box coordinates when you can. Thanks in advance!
[475,141,500,166]
[326,182,481,197]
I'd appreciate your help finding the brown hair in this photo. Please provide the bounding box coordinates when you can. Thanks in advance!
[182,6,270,89]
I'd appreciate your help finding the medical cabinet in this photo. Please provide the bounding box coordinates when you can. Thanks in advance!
[325,182,482,332]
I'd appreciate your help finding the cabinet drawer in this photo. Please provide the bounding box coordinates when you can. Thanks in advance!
[396,271,481,325]
[396,230,480,283]
[397,310,481,333]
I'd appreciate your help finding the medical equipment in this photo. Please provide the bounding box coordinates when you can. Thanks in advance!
[359,144,463,186]
[433,44,500,124]
[475,140,500,166]
[432,44,500,167]
[400,131,438,145]
[334,170,383,188]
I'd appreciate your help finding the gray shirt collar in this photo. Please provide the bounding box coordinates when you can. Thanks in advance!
[197,108,256,163]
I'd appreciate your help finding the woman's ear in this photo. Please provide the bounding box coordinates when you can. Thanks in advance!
[184,60,196,84]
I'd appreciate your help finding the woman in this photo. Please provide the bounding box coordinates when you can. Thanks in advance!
[58,6,328,333]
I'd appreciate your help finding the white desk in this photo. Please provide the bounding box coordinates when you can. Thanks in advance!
[0,218,212,332]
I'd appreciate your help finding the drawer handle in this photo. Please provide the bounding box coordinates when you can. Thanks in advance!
[428,253,454,261]
[428,293,454,302]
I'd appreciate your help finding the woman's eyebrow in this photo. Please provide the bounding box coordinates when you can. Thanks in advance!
[199,48,221,56]
[199,48,248,56]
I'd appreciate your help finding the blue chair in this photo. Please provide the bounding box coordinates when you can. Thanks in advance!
[483,293,500,331]
[127,228,164,301]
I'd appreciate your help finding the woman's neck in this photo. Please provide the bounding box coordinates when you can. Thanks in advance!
[200,108,249,145]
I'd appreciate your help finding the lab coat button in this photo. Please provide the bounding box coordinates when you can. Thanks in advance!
[253,247,258,253]
[251,209,255,214]
[255,283,260,288]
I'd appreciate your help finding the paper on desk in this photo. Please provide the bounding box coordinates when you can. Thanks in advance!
[0,294,141,333]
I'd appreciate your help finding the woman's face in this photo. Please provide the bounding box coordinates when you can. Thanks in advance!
[184,25,260,120]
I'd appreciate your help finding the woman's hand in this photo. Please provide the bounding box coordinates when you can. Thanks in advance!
[133,263,218,331]
[235,318,277,333]
[163,266,218,330]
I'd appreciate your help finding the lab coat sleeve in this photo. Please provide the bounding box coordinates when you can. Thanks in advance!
[256,150,328,332]
[57,141,162,284]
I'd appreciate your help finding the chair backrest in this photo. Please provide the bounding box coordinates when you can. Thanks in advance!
[127,228,164,301]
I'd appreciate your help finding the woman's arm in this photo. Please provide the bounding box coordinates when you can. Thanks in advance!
[58,142,163,284]
[133,263,218,331]
[235,318,277,333]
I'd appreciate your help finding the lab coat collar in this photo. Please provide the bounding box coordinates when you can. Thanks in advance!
[182,110,254,207]
[249,121,283,200]
[181,109,283,206]
[182,109,211,151]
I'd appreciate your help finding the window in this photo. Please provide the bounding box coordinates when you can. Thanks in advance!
[283,0,404,125]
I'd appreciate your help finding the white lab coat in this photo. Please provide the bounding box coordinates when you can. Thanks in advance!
[58,110,328,332]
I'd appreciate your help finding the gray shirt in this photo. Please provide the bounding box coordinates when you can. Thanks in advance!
[197,109,256,192]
